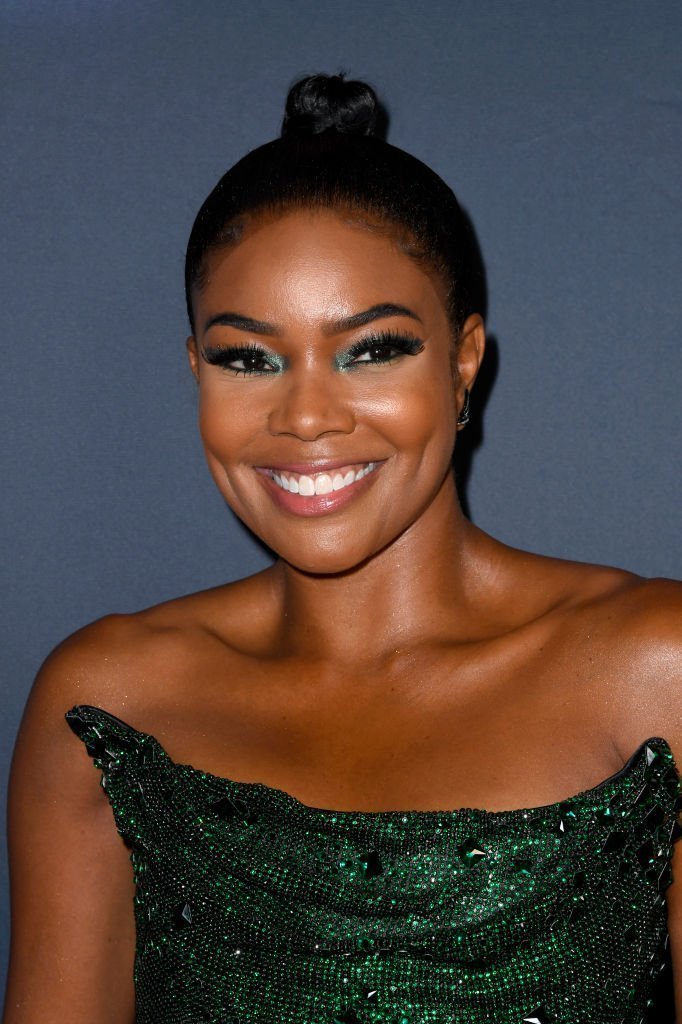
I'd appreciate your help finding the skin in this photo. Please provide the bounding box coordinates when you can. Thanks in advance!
[4,207,682,1022]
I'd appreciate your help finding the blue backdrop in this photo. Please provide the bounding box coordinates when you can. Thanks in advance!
[2,0,681,996]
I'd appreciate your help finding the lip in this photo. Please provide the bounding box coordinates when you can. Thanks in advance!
[256,459,374,474]
[254,460,385,517]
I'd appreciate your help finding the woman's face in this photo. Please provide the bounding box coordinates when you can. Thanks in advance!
[187,208,483,574]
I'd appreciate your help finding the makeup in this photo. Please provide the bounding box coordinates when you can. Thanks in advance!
[336,330,425,370]
[200,329,425,377]
[255,460,384,517]
[201,343,286,375]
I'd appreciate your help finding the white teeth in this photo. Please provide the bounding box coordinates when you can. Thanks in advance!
[270,462,378,496]
[314,474,333,495]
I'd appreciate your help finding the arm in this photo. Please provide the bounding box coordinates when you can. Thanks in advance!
[2,623,137,1024]
[627,579,682,1020]
[587,575,682,1017]
[669,843,682,1020]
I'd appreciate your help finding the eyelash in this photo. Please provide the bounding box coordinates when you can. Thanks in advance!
[339,330,425,369]
[200,330,425,377]
[201,343,281,376]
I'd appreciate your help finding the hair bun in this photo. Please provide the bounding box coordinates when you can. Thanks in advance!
[281,73,379,137]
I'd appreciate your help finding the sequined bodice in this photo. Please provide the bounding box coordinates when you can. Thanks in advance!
[65,704,681,1024]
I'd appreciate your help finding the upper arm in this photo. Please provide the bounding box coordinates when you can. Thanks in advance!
[668,842,682,1020]
[630,579,682,1019]
[591,576,682,1016]
[3,618,138,1024]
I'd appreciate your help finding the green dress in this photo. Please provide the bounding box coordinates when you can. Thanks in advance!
[65,704,681,1024]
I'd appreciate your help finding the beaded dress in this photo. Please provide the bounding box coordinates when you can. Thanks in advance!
[65,704,681,1024]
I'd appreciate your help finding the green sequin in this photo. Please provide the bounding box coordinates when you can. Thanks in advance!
[65,704,681,1024]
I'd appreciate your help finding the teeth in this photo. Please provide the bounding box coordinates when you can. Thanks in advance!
[314,474,333,495]
[270,462,377,496]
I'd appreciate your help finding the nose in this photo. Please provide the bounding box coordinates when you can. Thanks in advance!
[267,371,355,440]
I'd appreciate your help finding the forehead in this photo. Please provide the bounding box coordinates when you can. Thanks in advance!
[195,208,449,331]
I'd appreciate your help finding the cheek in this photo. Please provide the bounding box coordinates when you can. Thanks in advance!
[197,382,254,457]
[194,384,261,504]
[195,364,457,482]
[354,370,457,460]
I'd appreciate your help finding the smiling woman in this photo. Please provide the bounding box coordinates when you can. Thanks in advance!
[185,204,480,572]
[4,73,682,1024]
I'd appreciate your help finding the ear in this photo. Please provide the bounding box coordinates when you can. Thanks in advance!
[186,336,200,382]
[454,313,485,401]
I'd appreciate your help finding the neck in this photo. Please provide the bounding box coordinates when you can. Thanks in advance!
[268,473,505,666]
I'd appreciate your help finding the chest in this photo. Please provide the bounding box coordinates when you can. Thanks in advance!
[154,641,620,814]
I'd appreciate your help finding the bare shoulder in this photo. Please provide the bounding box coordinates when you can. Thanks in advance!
[11,612,157,787]
[511,540,680,631]
[510,549,681,758]
[567,569,682,754]
[609,574,682,633]
[602,573,682,726]
[548,556,682,675]
[501,539,644,619]
[14,571,269,768]
[583,571,682,651]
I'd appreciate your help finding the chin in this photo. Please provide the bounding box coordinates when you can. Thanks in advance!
[277,539,381,578]
[284,552,370,578]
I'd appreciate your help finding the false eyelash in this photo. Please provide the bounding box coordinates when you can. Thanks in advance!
[341,329,426,364]
[200,342,279,375]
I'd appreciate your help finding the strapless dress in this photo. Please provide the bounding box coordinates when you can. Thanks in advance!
[65,704,681,1024]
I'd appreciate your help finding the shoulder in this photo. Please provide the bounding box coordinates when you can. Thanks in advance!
[518,544,681,643]
[15,569,278,769]
[28,606,188,716]
[554,562,682,680]
[603,574,682,727]
[526,557,681,773]
[584,573,682,656]
[507,546,681,726]
[12,612,160,785]
[572,571,682,756]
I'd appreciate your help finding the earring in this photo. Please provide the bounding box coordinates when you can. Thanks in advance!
[457,388,471,428]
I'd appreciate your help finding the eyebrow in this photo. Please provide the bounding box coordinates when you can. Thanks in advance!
[203,312,278,336]
[324,303,423,334]
[202,303,422,337]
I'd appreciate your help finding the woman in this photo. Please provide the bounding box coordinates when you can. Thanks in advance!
[4,73,681,1024]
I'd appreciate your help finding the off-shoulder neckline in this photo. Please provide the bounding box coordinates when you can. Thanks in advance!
[65,702,678,821]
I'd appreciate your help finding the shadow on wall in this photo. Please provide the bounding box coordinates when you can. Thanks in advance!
[455,332,499,521]
[452,205,498,521]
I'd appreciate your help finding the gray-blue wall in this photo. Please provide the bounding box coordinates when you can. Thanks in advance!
[2,0,680,996]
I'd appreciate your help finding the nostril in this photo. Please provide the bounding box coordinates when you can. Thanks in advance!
[267,392,355,439]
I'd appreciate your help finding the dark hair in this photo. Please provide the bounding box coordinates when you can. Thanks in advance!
[184,73,482,338]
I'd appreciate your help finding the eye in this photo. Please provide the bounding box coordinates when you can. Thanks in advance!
[227,351,275,374]
[351,341,405,364]
[339,331,425,369]
[201,344,282,376]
